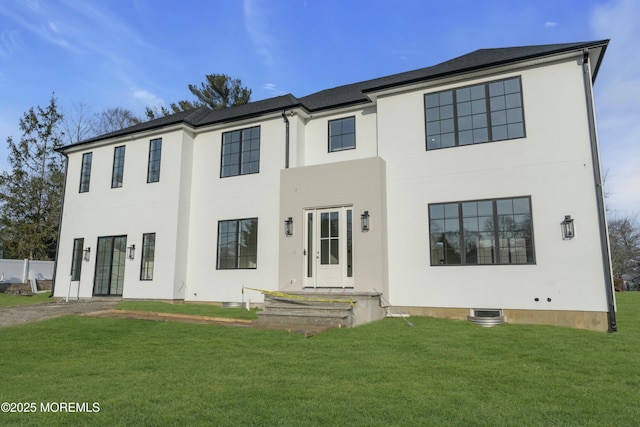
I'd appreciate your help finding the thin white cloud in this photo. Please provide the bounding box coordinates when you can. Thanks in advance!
[243,0,277,67]
[0,30,20,58]
[132,89,165,110]
[590,0,640,216]
[262,83,286,96]
[544,21,557,28]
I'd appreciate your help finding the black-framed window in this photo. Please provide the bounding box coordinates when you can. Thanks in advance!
[111,145,126,188]
[79,153,92,193]
[147,138,162,183]
[71,238,84,281]
[329,116,355,152]
[217,218,258,269]
[220,126,260,177]
[429,196,534,265]
[140,233,156,280]
[425,76,525,150]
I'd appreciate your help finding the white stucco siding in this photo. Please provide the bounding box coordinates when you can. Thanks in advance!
[302,107,377,166]
[184,117,284,303]
[378,57,608,312]
[54,129,189,300]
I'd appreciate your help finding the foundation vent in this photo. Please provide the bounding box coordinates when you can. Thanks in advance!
[467,309,506,327]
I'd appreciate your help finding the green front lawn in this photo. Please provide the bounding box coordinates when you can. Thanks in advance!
[115,300,259,320]
[0,291,52,307]
[1,293,639,426]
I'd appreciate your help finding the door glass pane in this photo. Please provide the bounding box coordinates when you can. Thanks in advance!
[321,239,329,264]
[111,237,126,295]
[347,210,352,277]
[330,212,339,237]
[330,238,339,264]
[321,213,329,238]
[94,237,112,295]
[307,213,313,277]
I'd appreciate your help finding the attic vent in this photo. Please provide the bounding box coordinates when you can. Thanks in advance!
[467,309,506,327]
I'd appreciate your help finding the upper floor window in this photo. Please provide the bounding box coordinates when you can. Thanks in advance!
[147,138,162,183]
[221,126,260,178]
[79,152,92,193]
[111,146,126,188]
[217,218,258,269]
[425,77,525,150]
[429,196,534,265]
[329,116,355,152]
[140,233,156,280]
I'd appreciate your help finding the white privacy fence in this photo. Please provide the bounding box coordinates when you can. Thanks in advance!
[0,259,54,284]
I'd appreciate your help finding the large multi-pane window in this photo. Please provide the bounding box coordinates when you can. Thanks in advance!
[217,218,258,269]
[140,233,156,280]
[220,126,260,177]
[71,238,84,281]
[147,138,162,183]
[79,153,92,193]
[429,196,534,265]
[329,116,355,152]
[425,76,525,150]
[111,146,126,188]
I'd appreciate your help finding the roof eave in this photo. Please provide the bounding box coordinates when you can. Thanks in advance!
[363,40,610,94]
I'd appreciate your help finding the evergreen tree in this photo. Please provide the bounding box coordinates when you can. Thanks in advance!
[145,73,251,120]
[0,95,64,260]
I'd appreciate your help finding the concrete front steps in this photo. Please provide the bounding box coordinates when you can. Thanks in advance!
[256,291,386,328]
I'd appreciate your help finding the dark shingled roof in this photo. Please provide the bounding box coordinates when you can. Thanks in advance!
[59,40,608,151]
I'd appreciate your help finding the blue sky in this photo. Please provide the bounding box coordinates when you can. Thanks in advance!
[0,0,638,217]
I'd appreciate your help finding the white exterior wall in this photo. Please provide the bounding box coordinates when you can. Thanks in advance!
[52,48,611,327]
[184,116,286,303]
[378,57,608,312]
[54,129,192,300]
[302,107,378,166]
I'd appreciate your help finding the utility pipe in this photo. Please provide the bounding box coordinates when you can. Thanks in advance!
[582,48,617,332]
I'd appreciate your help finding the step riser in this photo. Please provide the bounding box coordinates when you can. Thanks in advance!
[262,308,352,316]
[257,313,349,327]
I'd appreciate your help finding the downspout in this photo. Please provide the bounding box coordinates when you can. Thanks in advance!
[50,152,69,297]
[281,111,290,169]
[582,48,617,332]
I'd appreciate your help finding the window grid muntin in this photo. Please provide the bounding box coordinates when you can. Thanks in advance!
[140,233,156,280]
[111,146,125,188]
[425,77,525,150]
[328,116,356,152]
[79,153,92,193]
[216,218,258,269]
[71,238,84,281]
[221,126,260,178]
[147,139,162,183]
[429,196,534,265]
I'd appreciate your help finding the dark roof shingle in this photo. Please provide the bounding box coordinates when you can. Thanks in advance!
[60,40,608,150]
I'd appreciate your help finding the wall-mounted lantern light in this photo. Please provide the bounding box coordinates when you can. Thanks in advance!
[127,244,136,260]
[284,217,293,237]
[561,215,575,240]
[361,211,370,232]
[83,247,91,262]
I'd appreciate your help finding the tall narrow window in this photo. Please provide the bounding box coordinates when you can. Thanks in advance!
[71,238,84,281]
[147,138,162,183]
[425,76,524,150]
[429,196,534,265]
[140,233,156,280]
[111,146,126,188]
[217,218,258,269]
[79,153,92,193]
[329,116,356,152]
[220,126,260,177]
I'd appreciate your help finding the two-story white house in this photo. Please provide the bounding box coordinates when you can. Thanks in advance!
[53,40,616,332]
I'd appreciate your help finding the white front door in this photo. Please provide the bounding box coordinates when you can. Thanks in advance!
[304,207,353,288]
